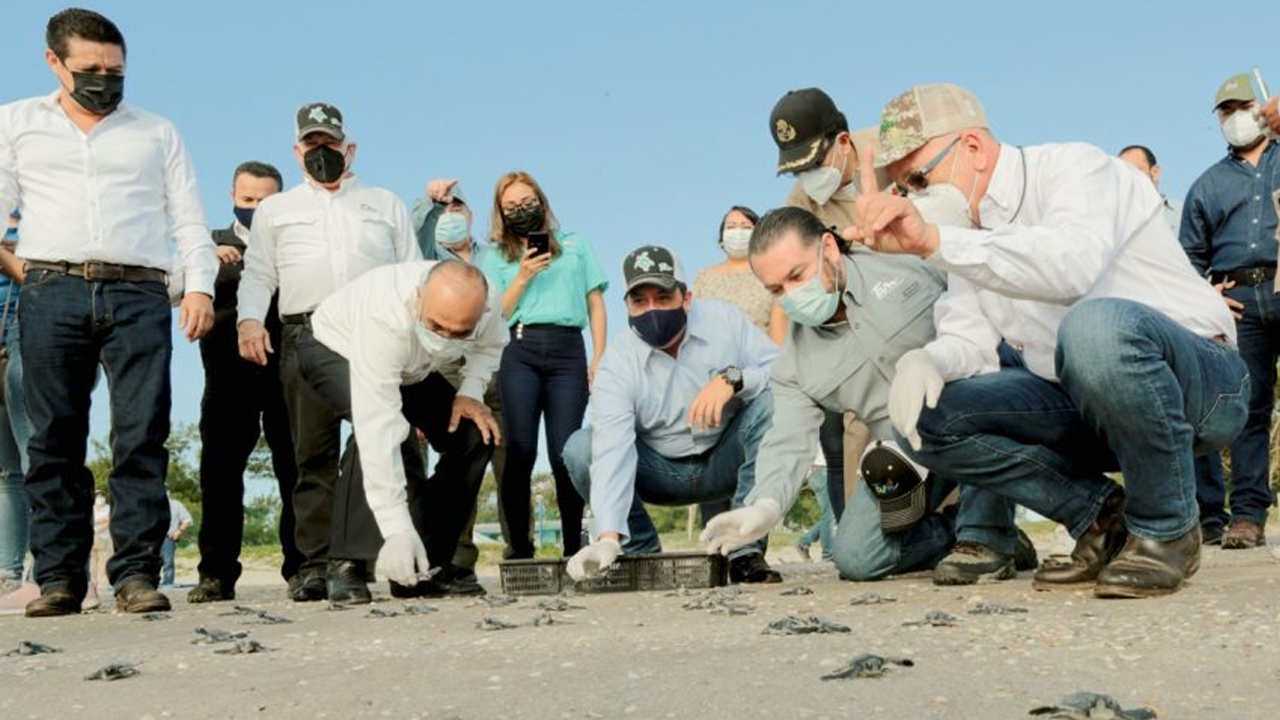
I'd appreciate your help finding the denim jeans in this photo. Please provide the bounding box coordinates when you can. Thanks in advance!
[498,325,589,558]
[563,389,773,560]
[0,330,33,583]
[797,467,835,560]
[160,536,176,586]
[829,472,959,580]
[1216,282,1280,523]
[1194,452,1228,531]
[20,271,173,592]
[904,299,1249,542]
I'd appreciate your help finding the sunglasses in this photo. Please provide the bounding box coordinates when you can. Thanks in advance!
[899,136,961,193]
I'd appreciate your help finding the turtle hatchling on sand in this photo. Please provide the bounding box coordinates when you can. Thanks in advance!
[1028,692,1157,719]
[763,616,851,636]
[820,654,914,680]
[902,610,959,627]
[85,662,140,681]
[849,592,897,605]
[968,601,1029,616]
[536,598,584,612]
[478,617,519,631]
[366,608,400,619]
[780,585,814,596]
[137,612,171,621]
[191,627,249,645]
[5,640,61,656]
[401,604,437,615]
[214,640,271,655]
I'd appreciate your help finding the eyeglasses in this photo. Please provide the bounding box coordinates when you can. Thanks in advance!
[501,199,541,215]
[899,136,961,193]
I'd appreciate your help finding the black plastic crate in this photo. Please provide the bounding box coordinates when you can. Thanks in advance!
[499,552,728,596]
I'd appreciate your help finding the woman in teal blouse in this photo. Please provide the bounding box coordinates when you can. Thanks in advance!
[480,171,607,559]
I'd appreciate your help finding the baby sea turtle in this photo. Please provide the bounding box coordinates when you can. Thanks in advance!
[246,611,292,625]
[366,608,400,619]
[477,616,519,631]
[214,639,270,655]
[137,612,171,621]
[849,592,897,605]
[85,662,140,681]
[969,601,1029,616]
[531,612,569,627]
[820,654,914,680]
[5,640,61,656]
[476,594,518,608]
[1028,692,1157,719]
[191,627,249,644]
[903,610,959,627]
[401,604,437,616]
[709,602,754,616]
[535,598,584,612]
[763,615,851,636]
[218,604,263,616]
[780,585,814,596]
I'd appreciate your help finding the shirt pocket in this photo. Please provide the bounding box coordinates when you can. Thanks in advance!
[355,213,397,264]
[272,211,323,255]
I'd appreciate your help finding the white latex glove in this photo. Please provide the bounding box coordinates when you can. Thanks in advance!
[566,538,622,581]
[889,349,944,451]
[376,530,431,586]
[699,499,782,556]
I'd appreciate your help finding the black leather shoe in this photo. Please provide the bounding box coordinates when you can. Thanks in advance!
[729,553,782,584]
[187,577,234,603]
[1033,489,1127,591]
[288,571,328,602]
[25,584,82,618]
[1013,528,1039,571]
[1094,526,1201,599]
[390,566,486,598]
[327,559,372,605]
[114,576,172,613]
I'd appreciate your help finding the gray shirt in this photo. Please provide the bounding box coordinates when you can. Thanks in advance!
[746,249,945,512]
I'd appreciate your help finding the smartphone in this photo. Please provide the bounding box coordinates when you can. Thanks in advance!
[528,231,550,257]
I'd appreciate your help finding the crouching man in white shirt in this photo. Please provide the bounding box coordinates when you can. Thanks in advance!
[309,260,506,598]
[845,84,1247,600]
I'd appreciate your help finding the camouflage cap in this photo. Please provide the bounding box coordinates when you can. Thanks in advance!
[1214,73,1256,109]
[875,84,988,168]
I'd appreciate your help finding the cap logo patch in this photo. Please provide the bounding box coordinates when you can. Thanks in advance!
[775,119,797,143]
[632,252,655,272]
[308,107,330,123]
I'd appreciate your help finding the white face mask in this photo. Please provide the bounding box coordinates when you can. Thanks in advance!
[797,144,850,205]
[910,183,974,228]
[721,227,752,259]
[1221,108,1264,148]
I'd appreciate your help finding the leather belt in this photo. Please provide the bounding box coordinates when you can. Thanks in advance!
[1218,266,1276,286]
[281,312,313,325]
[26,260,166,284]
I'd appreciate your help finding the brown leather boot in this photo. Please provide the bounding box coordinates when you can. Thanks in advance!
[1094,525,1201,599]
[114,576,172,613]
[1032,489,1127,591]
[24,584,83,618]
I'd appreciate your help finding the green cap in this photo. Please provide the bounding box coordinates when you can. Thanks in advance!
[1214,73,1256,109]
[875,84,988,168]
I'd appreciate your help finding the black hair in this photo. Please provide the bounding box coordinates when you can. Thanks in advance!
[46,8,126,60]
[1118,144,1158,167]
[717,205,760,245]
[233,161,283,191]
[748,206,851,256]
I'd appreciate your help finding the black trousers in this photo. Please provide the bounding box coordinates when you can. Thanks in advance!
[292,323,489,566]
[196,299,301,583]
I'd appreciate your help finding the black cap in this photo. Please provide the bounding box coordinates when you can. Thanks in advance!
[622,245,685,293]
[860,440,929,534]
[770,88,848,175]
[296,102,345,142]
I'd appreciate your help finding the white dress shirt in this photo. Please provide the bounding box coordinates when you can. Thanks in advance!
[311,261,507,539]
[926,142,1235,382]
[0,90,217,296]
[237,177,421,323]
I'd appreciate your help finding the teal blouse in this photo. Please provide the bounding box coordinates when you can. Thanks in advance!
[480,230,609,328]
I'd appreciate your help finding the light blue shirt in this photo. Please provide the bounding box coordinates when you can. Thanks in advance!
[587,299,778,535]
[480,230,608,328]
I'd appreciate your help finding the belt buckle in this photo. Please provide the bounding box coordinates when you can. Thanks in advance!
[83,262,124,282]
[1248,268,1266,285]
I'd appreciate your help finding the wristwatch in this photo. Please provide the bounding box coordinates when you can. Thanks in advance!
[718,365,744,394]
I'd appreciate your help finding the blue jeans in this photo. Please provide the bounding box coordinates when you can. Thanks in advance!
[829,473,962,580]
[1216,282,1280,523]
[1194,453,1228,531]
[564,389,774,560]
[20,271,172,592]
[904,299,1249,542]
[797,468,835,559]
[160,536,176,586]
[498,325,589,558]
[0,330,33,583]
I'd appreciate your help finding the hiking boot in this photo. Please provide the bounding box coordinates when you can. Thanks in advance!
[1094,525,1201,599]
[1201,521,1225,546]
[23,584,81,618]
[932,542,1016,585]
[288,570,328,602]
[1013,528,1039,571]
[1221,518,1265,550]
[114,577,172,614]
[327,559,372,605]
[188,577,235,603]
[729,553,782,584]
[1033,489,1127,591]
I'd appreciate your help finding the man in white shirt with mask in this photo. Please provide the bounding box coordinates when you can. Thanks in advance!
[237,103,422,604]
[1,8,217,617]
[845,83,1247,599]
[309,260,505,594]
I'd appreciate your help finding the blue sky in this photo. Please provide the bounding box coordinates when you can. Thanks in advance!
[2,0,1272,454]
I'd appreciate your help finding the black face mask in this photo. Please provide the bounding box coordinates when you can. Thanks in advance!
[504,204,545,236]
[68,71,124,116]
[233,206,255,229]
[629,306,688,348]
[303,144,346,184]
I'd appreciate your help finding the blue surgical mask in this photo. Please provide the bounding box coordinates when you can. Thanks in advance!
[629,306,687,348]
[233,206,255,229]
[780,243,841,326]
[435,212,471,247]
